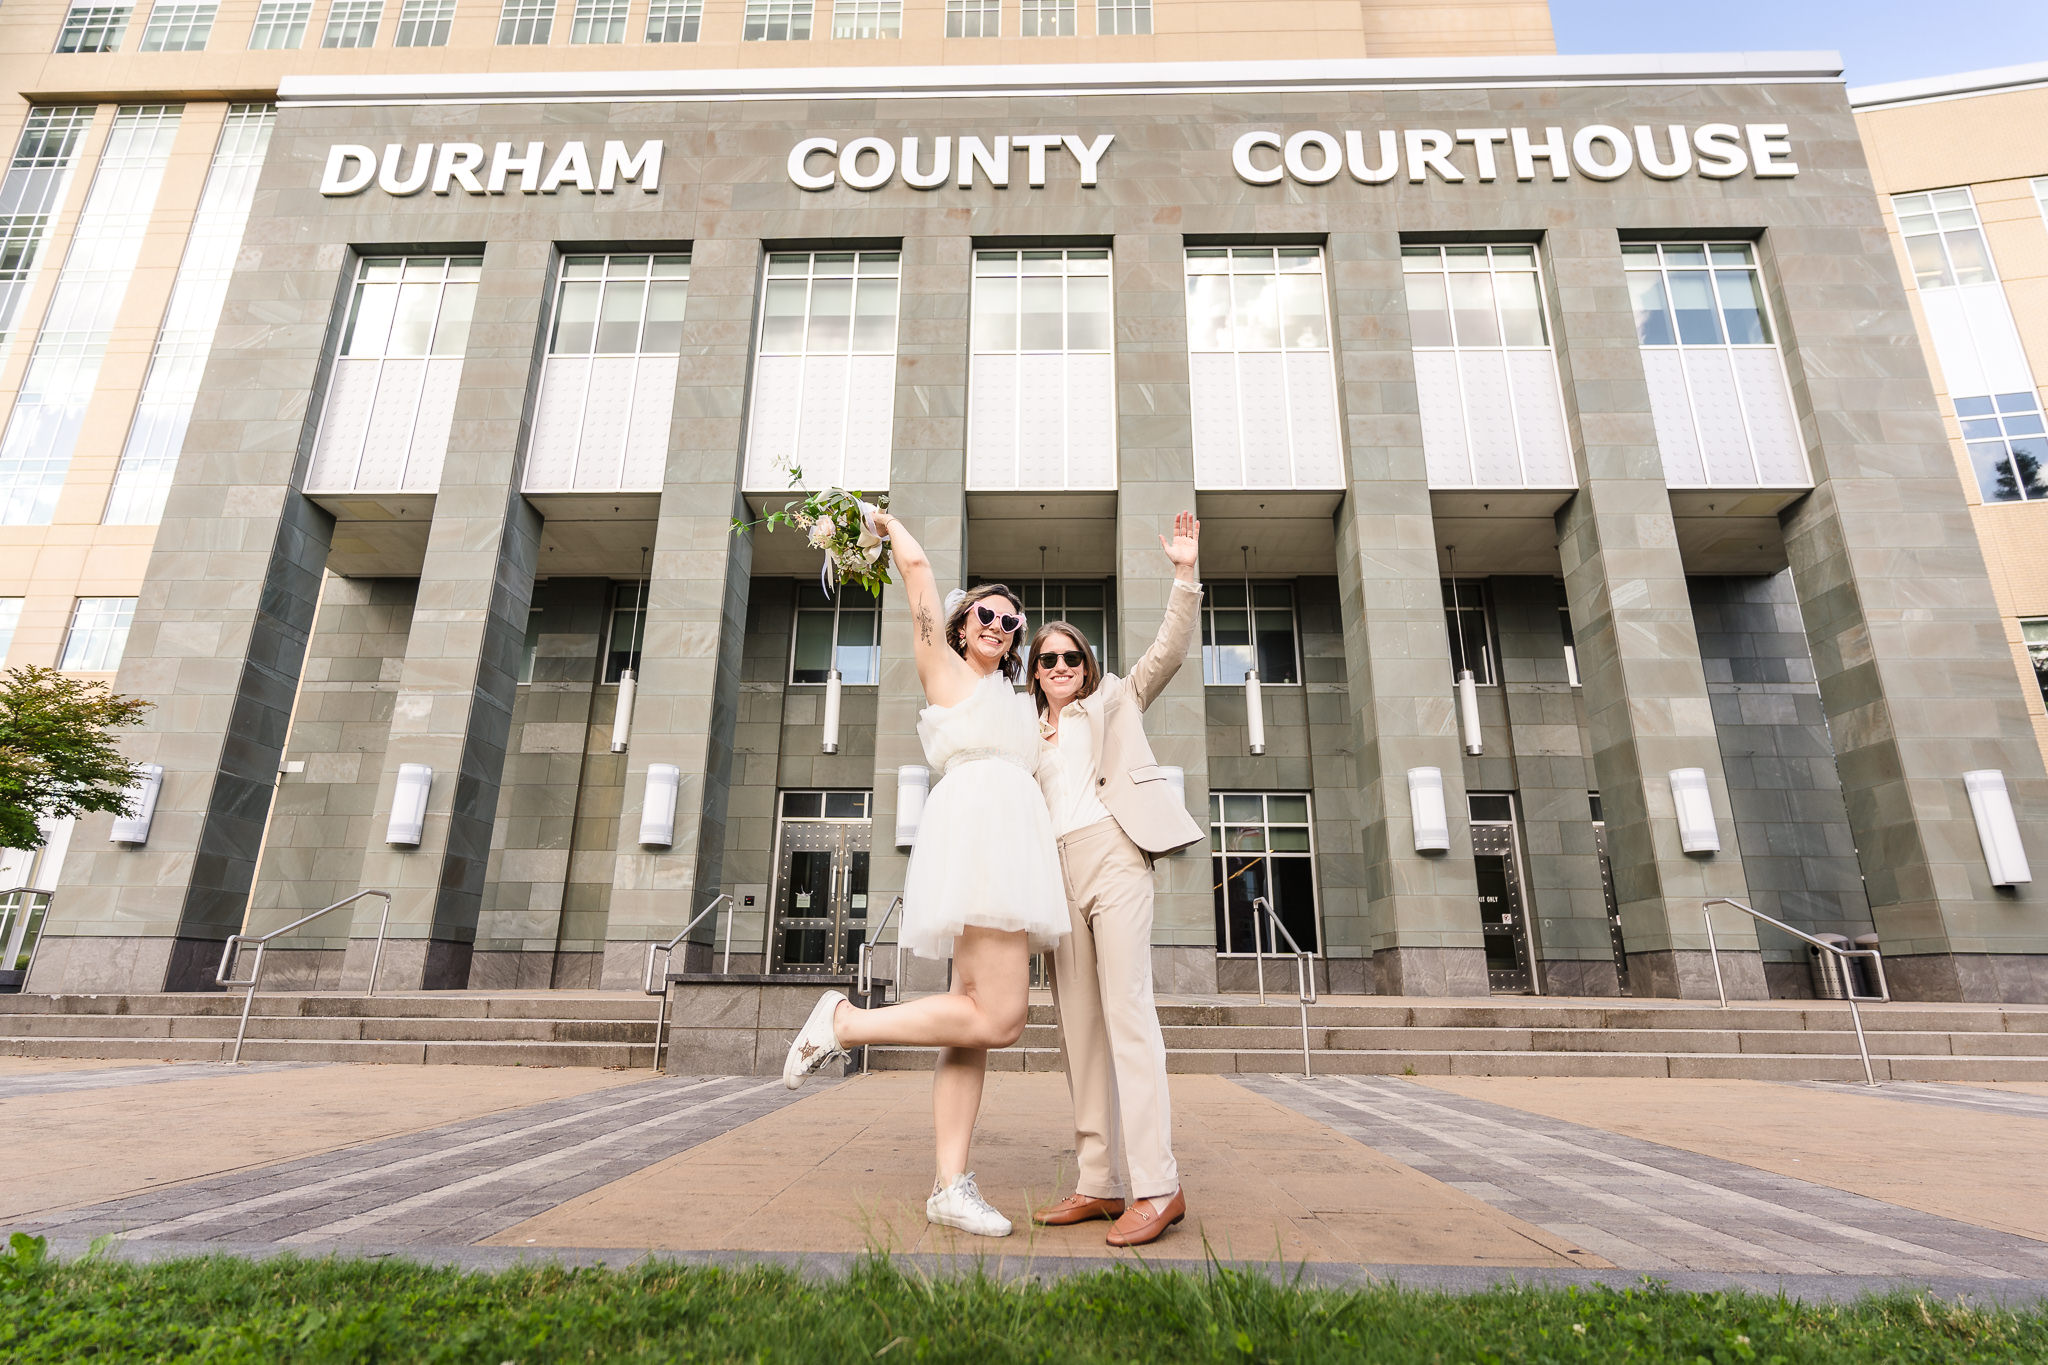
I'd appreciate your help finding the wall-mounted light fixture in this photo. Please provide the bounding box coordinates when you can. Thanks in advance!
[1447,546,1482,757]
[639,763,681,847]
[1668,767,1720,854]
[1409,766,1450,852]
[822,669,844,754]
[1241,547,1266,755]
[107,763,164,844]
[1965,769,2032,886]
[895,765,930,848]
[611,548,648,754]
[387,763,431,846]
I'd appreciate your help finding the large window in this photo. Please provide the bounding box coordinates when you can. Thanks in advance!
[57,3,132,50]
[247,0,310,46]
[1096,0,1148,34]
[0,107,95,354]
[496,0,553,41]
[1016,581,1111,673]
[645,0,701,39]
[1959,393,2048,504]
[59,597,135,671]
[0,599,20,664]
[1201,582,1299,686]
[1894,188,1996,290]
[525,254,689,494]
[831,0,898,37]
[743,0,812,38]
[946,0,997,35]
[1185,247,1343,490]
[967,248,1115,490]
[0,105,180,527]
[1403,244,1573,490]
[1442,579,1497,685]
[742,251,900,492]
[137,0,214,49]
[320,0,381,45]
[394,0,454,44]
[570,0,628,41]
[304,256,478,495]
[791,584,880,684]
[1211,792,1318,956]
[107,104,275,526]
[1625,241,1806,489]
[2025,619,2048,711]
[1019,0,1073,34]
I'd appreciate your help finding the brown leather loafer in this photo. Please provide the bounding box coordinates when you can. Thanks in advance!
[1105,1190,1185,1247]
[1032,1192,1127,1226]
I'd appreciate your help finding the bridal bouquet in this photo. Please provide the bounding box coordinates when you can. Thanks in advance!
[731,470,892,598]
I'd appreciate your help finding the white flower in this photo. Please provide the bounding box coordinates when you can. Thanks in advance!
[807,519,836,549]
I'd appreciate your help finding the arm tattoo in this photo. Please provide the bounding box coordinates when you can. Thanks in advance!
[916,603,936,647]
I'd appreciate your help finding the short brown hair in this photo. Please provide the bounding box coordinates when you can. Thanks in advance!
[1026,622,1103,715]
[945,583,1026,682]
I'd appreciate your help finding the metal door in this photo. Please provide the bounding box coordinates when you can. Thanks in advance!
[768,821,872,975]
[1470,819,1535,994]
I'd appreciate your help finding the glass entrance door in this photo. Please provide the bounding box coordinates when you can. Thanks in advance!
[768,818,872,975]
[1469,798,1535,994]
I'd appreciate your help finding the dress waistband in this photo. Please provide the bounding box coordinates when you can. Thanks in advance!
[940,747,1034,777]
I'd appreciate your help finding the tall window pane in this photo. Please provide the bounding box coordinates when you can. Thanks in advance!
[967,249,1115,490]
[570,0,628,41]
[1442,578,1496,685]
[790,584,881,684]
[743,0,812,38]
[56,3,132,50]
[743,251,900,492]
[305,255,479,495]
[59,597,135,671]
[1956,393,2048,504]
[2024,618,2048,711]
[645,0,701,39]
[1210,791,1318,955]
[248,0,310,46]
[1624,241,1807,488]
[496,0,554,41]
[1403,244,1573,490]
[1096,0,1148,34]
[0,108,95,359]
[946,0,997,35]
[320,0,382,45]
[106,105,274,526]
[604,582,645,683]
[1201,581,1299,685]
[394,0,455,44]
[524,254,690,494]
[1018,0,1073,35]
[831,0,898,37]
[0,599,22,664]
[0,106,181,526]
[1186,246,1342,489]
[138,1,215,49]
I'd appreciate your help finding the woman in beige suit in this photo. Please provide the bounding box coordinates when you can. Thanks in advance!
[1028,510,1204,1247]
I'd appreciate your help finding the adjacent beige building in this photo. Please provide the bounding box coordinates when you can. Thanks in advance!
[1853,63,2048,761]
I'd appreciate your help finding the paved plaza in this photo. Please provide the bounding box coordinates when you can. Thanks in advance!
[10,1054,2048,1300]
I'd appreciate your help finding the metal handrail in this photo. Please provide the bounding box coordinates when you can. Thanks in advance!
[214,888,393,1064]
[1250,896,1316,1078]
[857,896,904,1077]
[1703,896,1889,1087]
[645,893,732,1072]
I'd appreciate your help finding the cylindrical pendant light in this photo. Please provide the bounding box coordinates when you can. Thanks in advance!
[822,668,844,754]
[611,548,648,755]
[1242,546,1266,755]
[1448,545,1482,757]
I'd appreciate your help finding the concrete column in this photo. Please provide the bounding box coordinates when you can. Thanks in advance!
[1548,232,1760,1000]
[868,232,969,996]
[1766,228,2048,1001]
[1111,229,1213,992]
[601,235,757,988]
[1325,230,1487,997]
[31,238,344,995]
[350,242,546,991]
[244,574,416,989]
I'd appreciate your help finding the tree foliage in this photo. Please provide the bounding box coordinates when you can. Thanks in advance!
[0,667,151,850]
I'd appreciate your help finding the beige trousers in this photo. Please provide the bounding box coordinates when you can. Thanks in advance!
[1050,817,1178,1201]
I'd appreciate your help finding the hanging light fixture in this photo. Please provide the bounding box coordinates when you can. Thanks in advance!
[1448,545,1482,757]
[1242,546,1266,756]
[611,548,647,754]
[821,581,846,753]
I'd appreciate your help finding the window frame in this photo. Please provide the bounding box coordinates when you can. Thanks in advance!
[56,3,132,52]
[945,0,998,36]
[137,0,215,50]
[830,0,900,38]
[1209,790,1320,957]
[495,0,554,44]
[2023,617,2048,712]
[319,0,382,46]
[1442,577,1499,687]
[1095,0,1149,35]
[569,0,629,42]
[1018,0,1074,35]
[779,789,873,821]
[393,0,455,45]
[1200,580,1301,687]
[743,0,813,39]
[1956,392,2048,504]
[247,0,310,47]
[1013,579,1115,677]
[603,580,646,684]
[58,596,135,672]
[788,582,882,686]
[645,0,701,39]
[1892,187,1999,291]
[967,246,1117,491]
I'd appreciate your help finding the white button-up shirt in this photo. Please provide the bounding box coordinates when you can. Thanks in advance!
[1043,699,1113,837]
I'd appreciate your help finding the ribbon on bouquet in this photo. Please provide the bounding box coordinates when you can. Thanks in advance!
[818,493,887,599]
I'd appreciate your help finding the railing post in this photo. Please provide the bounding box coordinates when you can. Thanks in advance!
[1703,907,1727,1008]
[366,892,390,997]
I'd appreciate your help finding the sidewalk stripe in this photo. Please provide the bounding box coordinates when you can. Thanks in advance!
[0,1061,313,1099]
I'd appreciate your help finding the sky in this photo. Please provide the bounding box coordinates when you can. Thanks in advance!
[1549,1,2048,88]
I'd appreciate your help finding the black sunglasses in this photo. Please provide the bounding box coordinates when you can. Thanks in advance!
[974,603,1025,634]
[1035,650,1087,670]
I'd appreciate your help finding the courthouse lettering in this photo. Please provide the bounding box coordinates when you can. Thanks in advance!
[321,141,663,196]
[1231,124,1799,184]
[787,134,1117,190]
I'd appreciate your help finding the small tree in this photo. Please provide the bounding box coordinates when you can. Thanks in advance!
[0,667,152,850]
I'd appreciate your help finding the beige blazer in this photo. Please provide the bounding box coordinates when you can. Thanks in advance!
[1037,581,1206,856]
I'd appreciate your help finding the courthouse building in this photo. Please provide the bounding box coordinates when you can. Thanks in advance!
[1,1,2043,1005]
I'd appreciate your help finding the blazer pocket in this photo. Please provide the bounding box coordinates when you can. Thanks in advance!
[1127,764,1168,784]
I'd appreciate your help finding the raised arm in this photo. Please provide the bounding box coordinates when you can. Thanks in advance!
[875,512,975,705]
[1127,511,1203,712]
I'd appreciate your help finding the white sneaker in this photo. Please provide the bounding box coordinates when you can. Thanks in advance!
[926,1172,1013,1238]
[782,989,849,1090]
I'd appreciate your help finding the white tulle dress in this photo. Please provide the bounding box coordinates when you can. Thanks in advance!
[899,670,1069,961]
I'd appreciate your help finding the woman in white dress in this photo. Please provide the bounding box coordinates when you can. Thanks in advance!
[782,513,1067,1238]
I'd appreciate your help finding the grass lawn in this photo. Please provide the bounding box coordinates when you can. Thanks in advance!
[2,1231,2043,1363]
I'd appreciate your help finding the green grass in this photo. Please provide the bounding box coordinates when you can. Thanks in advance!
[2,1231,2044,1363]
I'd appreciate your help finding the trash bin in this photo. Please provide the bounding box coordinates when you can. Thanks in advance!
[1850,933,1883,998]
[1808,933,1852,999]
